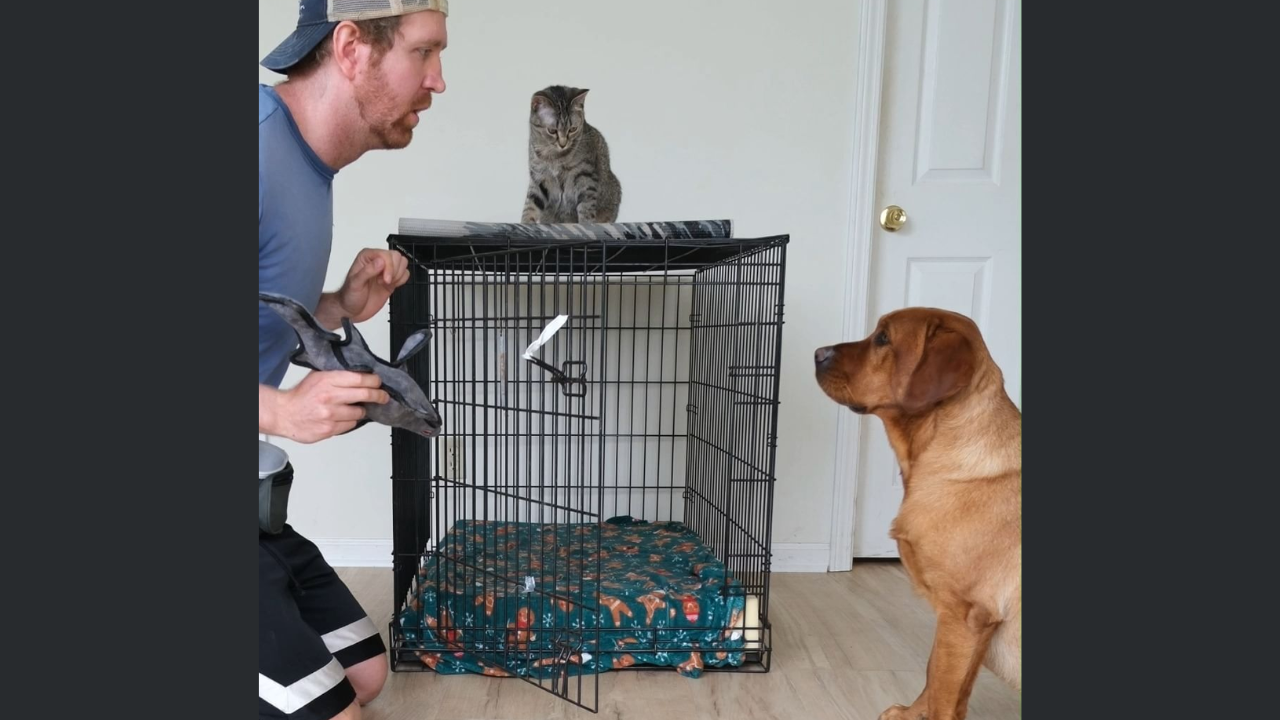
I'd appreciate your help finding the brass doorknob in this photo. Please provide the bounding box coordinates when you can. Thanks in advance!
[879,205,907,232]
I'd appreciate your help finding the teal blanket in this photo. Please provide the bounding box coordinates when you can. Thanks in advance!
[398,516,749,679]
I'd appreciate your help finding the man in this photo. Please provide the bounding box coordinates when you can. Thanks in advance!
[258,2,448,719]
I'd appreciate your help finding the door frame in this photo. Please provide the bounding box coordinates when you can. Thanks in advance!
[827,0,888,572]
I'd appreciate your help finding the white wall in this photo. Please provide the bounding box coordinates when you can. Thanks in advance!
[259,0,862,569]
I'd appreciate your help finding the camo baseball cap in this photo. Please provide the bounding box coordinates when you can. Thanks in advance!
[261,0,449,73]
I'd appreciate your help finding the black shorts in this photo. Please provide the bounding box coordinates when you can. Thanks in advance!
[259,525,386,719]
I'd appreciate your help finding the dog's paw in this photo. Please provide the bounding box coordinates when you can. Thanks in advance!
[878,705,922,720]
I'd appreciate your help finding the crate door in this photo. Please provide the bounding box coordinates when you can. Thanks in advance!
[391,240,608,712]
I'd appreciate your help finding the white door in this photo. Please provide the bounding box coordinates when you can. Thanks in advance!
[854,0,1022,558]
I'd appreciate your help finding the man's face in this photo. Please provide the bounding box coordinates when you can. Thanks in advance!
[353,10,448,149]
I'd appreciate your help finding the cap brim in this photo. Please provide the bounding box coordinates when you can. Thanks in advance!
[261,21,338,73]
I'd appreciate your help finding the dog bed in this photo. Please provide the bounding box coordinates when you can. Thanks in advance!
[397,516,756,679]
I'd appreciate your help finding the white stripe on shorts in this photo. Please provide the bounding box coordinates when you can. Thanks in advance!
[259,656,345,714]
[321,616,379,654]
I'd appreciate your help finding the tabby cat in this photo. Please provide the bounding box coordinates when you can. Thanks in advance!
[521,85,622,224]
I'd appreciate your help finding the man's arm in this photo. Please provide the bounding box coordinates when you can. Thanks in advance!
[312,292,347,331]
[258,374,390,444]
[259,384,285,436]
[313,249,412,329]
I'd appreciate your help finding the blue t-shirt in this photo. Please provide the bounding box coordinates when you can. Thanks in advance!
[259,84,336,388]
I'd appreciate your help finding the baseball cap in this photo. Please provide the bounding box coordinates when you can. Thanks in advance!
[261,0,450,73]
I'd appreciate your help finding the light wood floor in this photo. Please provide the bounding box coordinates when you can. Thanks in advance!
[337,562,1020,720]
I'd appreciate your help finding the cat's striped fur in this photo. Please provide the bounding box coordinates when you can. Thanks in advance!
[521,85,622,224]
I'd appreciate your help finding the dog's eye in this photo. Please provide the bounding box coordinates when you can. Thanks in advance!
[874,331,890,346]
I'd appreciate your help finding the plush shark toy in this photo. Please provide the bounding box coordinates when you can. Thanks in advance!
[259,291,442,438]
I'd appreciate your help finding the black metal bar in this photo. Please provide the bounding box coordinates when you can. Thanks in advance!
[437,399,599,422]
[389,432,687,439]
[393,482,689,490]
[762,243,786,618]
[687,433,774,479]
[612,271,623,520]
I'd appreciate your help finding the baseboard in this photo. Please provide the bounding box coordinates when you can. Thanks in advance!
[315,539,832,572]
[771,543,831,573]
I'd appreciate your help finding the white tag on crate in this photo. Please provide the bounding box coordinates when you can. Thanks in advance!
[522,315,569,360]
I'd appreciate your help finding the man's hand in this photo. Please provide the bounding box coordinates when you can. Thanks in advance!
[260,371,390,444]
[316,249,411,328]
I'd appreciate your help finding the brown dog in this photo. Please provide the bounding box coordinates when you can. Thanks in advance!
[815,307,1020,720]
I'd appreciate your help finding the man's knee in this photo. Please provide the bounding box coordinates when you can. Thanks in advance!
[346,655,388,705]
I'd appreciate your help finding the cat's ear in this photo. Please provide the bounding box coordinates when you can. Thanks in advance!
[531,94,557,126]
[571,88,589,107]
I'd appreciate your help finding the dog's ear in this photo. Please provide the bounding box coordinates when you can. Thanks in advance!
[902,322,976,414]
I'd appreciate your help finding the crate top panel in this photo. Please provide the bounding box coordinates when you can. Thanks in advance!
[388,233,789,275]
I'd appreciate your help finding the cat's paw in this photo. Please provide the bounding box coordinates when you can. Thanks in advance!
[576,205,616,224]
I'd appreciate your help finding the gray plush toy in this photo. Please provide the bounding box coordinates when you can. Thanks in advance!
[259,291,442,438]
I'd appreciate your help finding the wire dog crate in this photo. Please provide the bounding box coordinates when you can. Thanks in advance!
[385,228,788,712]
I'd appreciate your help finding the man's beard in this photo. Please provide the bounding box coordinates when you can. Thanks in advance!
[354,61,418,149]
